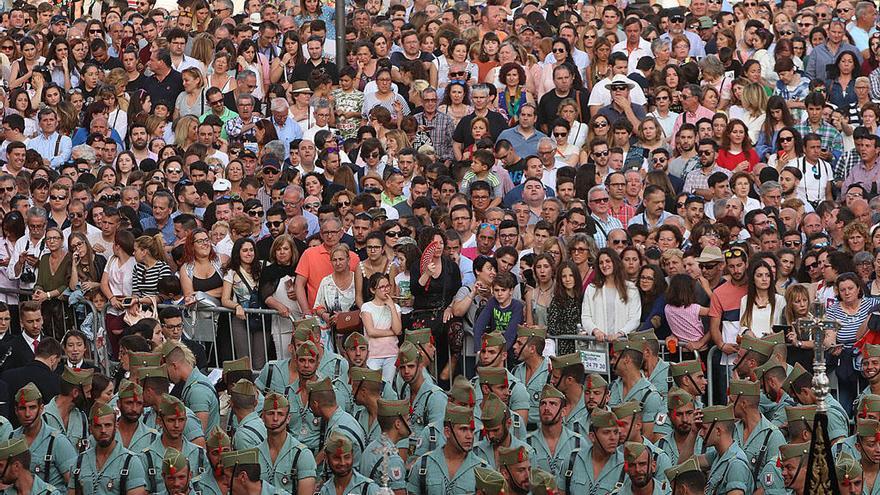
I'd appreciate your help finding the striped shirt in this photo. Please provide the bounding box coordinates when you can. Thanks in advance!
[591,214,623,249]
[825,297,879,344]
[132,261,174,297]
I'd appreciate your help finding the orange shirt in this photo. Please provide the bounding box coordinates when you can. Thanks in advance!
[295,243,360,309]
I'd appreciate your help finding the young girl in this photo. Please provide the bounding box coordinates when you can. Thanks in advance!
[391,242,420,329]
[525,254,555,328]
[361,273,402,381]
[664,274,711,352]
[547,261,583,355]
[459,149,502,207]
[783,283,815,372]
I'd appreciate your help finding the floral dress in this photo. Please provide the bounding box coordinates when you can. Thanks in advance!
[498,87,527,126]
[547,296,581,355]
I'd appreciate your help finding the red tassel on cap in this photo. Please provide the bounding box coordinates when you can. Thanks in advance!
[169,466,177,476]
[587,375,592,389]
[468,390,474,407]
[671,408,677,419]
[776,457,782,468]
[862,405,869,419]
[469,419,475,430]
[17,394,25,407]
[616,419,626,427]
[273,397,279,410]
[517,448,524,462]
[700,361,706,373]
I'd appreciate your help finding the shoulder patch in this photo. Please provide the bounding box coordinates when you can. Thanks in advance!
[765,473,774,486]
[390,466,402,480]
[655,413,667,426]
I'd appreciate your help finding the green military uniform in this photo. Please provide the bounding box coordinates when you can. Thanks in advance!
[551,354,595,435]
[406,404,489,495]
[628,330,672,398]
[663,457,703,492]
[609,341,666,427]
[667,360,705,409]
[753,357,795,426]
[783,363,849,440]
[526,384,585,490]
[140,395,210,495]
[655,388,695,465]
[220,449,290,495]
[837,452,863,493]
[308,377,367,460]
[179,367,220,435]
[728,379,786,486]
[396,343,448,437]
[114,381,159,450]
[471,393,533,469]
[348,368,383,445]
[256,393,318,494]
[474,367,526,440]
[470,333,531,413]
[228,380,268,449]
[282,341,325,451]
[11,384,78,488]
[612,401,672,482]
[318,433,379,495]
[618,442,668,495]
[567,409,625,495]
[42,368,91,450]
[359,399,408,491]
[0,438,62,495]
[510,325,551,423]
[474,467,508,494]
[138,366,207,444]
[702,405,753,495]
[409,422,446,458]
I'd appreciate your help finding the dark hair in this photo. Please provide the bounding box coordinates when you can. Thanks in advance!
[665,274,696,307]
[592,248,629,303]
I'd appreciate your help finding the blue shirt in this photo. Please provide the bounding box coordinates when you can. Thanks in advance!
[140,216,176,245]
[27,132,71,169]
[273,116,304,151]
[496,127,547,158]
[71,128,124,149]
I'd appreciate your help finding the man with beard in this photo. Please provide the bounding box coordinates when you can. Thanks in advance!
[10,383,76,488]
[160,340,219,434]
[255,206,287,260]
[0,437,61,495]
[708,246,749,405]
[128,123,156,166]
[140,394,210,492]
[649,148,684,194]
[727,380,785,491]
[256,392,317,495]
[227,380,267,450]
[753,357,796,426]
[511,325,549,430]
[473,393,531,469]
[497,445,531,495]
[567,409,624,494]
[698,405,753,495]
[407,404,488,494]
[469,333,530,418]
[857,344,880,406]
[115,381,156,450]
[161,448,196,495]
[526,384,583,489]
[359,399,410,494]
[657,389,698,465]
[683,139,729,199]
[549,354,588,434]
[668,125,699,180]
[220,448,286,495]
[778,442,810,495]
[608,340,664,441]
[410,376,479,459]
[42,367,92,451]
[70,402,148,495]
[620,442,662,495]
[319,433,379,495]
[307,377,366,466]
[612,401,672,481]
[396,342,447,439]
[138,367,206,448]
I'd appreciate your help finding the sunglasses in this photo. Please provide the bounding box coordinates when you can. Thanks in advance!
[779,30,794,36]
[724,247,747,258]
[304,202,320,209]
[592,150,609,157]
[267,221,284,228]
[655,95,669,101]
[594,122,608,128]
[589,197,610,203]
[336,200,350,207]
[778,136,794,143]
[699,262,721,270]
[806,261,820,269]
[553,47,567,53]
[385,231,401,238]
[698,150,714,156]
[49,195,67,201]
[247,210,264,217]
[553,132,568,137]
[783,240,802,247]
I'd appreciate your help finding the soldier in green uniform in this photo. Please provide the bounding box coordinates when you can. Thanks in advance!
[392,329,436,398]
[43,367,92,451]
[350,367,383,444]
[342,334,369,415]
[777,442,809,495]
[140,394,210,494]
[0,437,61,495]
[858,344,880,407]
[360,399,409,492]
[663,457,706,495]
[318,433,379,495]
[727,379,785,491]
[476,367,526,440]
[307,377,367,465]
[608,339,665,440]
[567,409,624,495]
[228,380,267,449]
[668,360,707,409]
[547,353,589,434]
[138,367,206,446]
[160,341,220,435]
[782,362,849,443]
[161,448,197,495]
[396,342,447,437]
[510,325,550,429]
[114,381,159,451]
[753,356,795,426]
[612,401,672,481]
[191,427,228,495]
[619,441,666,495]
[734,335,774,382]
[473,393,532,469]
[656,388,699,465]
[281,340,324,452]
[406,404,489,495]
[221,357,264,434]
[11,383,77,488]
[68,402,148,495]
[474,467,508,495]
[220,448,288,495]
[785,405,816,444]
[628,330,671,398]
[470,333,530,419]
[529,467,556,495]
[837,452,864,495]
[254,338,300,396]
[698,404,753,495]
[497,445,531,494]
[409,377,478,458]
[834,395,880,461]
[526,384,584,490]
[256,392,317,495]
[856,419,880,495]
[294,318,349,382]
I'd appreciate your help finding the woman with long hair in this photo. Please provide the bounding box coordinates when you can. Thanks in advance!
[269,33,304,89]
[68,231,105,295]
[438,80,471,127]
[766,127,803,171]
[295,0,337,38]
[782,284,815,371]
[173,115,199,151]
[496,62,531,126]
[827,50,860,110]
[360,272,402,381]
[756,96,796,160]
[355,231,391,307]
[547,260,583,354]
[32,227,72,340]
[525,254,555,328]
[175,67,207,119]
[9,37,42,91]
[101,230,136,358]
[236,39,268,100]
[47,38,78,91]
[179,228,224,300]
[6,88,37,138]
[740,259,786,337]
[557,98,588,150]
[474,32,500,83]
[636,116,667,154]
[259,235,300,357]
[739,82,768,143]
[437,38,478,92]
[588,36,612,90]
[581,248,641,341]
[255,119,280,151]
[222,237,267,368]
[132,233,172,304]
[717,119,759,172]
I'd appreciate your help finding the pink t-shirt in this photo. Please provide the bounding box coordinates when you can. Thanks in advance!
[361,300,401,358]
[664,303,705,343]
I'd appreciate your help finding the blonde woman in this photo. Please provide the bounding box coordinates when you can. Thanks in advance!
[740,82,768,144]
[557,98,588,149]
[173,115,199,150]
[636,116,668,154]
[175,67,207,119]
[190,33,214,70]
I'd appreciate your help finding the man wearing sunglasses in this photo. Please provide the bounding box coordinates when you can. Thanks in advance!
[588,52,646,117]
[659,8,706,58]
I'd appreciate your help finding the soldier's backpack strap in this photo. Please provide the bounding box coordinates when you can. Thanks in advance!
[361,482,369,495]
[73,451,85,495]
[564,448,580,495]
[334,359,342,381]
[418,454,429,495]
[751,429,775,482]
[290,446,302,482]
[421,390,435,426]
[239,424,266,444]
[264,364,275,395]
[368,456,384,480]
[337,424,364,452]
[143,450,157,494]
[41,432,56,482]
[427,425,438,452]
[120,453,134,495]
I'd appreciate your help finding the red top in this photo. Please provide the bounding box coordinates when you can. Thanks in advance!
[716,148,760,172]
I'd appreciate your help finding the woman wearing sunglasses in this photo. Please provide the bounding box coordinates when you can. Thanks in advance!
[766,126,803,171]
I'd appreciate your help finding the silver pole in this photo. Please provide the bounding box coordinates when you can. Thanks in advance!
[335,0,345,65]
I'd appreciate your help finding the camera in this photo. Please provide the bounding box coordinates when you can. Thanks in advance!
[20,266,35,284]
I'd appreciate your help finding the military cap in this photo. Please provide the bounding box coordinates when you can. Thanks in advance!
[754,356,786,379]
[350,367,382,384]
[15,382,41,405]
[858,394,880,417]
[591,409,619,429]
[782,363,809,395]
[324,432,353,454]
[343,332,368,350]
[858,418,880,438]
[118,380,143,401]
[611,339,644,354]
[540,384,565,401]
[0,438,28,460]
[158,394,187,418]
[762,332,785,346]
[296,340,320,358]
[229,379,258,398]
[530,468,557,495]
[138,366,168,381]
[664,457,702,482]
[785,405,817,424]
[222,357,251,376]
[474,467,508,495]
[478,367,509,386]
[480,332,506,349]
[864,343,880,359]
[516,324,546,339]
[836,453,863,485]
[444,404,474,425]
[306,377,333,393]
[377,399,409,417]
[262,392,290,412]
[550,353,582,371]
[586,373,608,390]
[667,388,694,412]
[728,379,760,397]
[404,328,433,346]
[702,405,735,423]
[396,342,420,366]
[498,445,529,466]
[162,447,188,475]
[624,441,647,463]
[206,426,231,449]
[612,400,642,419]
[740,335,774,357]
[669,360,703,377]
[62,367,94,386]
[129,351,162,368]
[221,448,260,468]
[628,330,659,342]
[779,442,810,461]
[480,393,507,429]
[293,317,321,342]
[89,402,115,423]
[449,376,476,407]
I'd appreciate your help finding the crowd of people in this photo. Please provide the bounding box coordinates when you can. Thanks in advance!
[2,0,880,493]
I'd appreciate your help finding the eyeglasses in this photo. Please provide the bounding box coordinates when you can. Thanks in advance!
[592,150,610,157]
[89,29,102,34]
[193,237,210,245]
[779,30,795,36]
[806,261,820,269]
[336,200,350,207]
[699,262,720,270]
[589,197,610,203]
[610,86,628,92]
[0,186,15,193]
[0,45,13,50]
[166,168,182,173]
[385,231,401,238]
[655,95,669,101]
[209,99,224,105]
[366,245,383,251]
[610,239,627,245]
[652,157,667,163]
[247,210,264,217]
[553,132,568,137]
[27,223,46,230]
[69,212,84,218]
[594,122,608,128]
[267,221,284,228]
[304,202,320,209]
[368,151,381,158]
[570,246,588,253]
[49,195,67,201]
[322,229,341,236]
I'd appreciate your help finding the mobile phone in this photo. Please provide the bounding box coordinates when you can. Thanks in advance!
[122,297,133,306]
[772,324,792,333]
